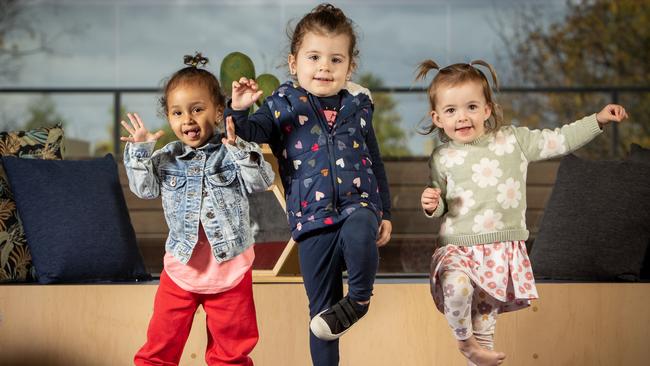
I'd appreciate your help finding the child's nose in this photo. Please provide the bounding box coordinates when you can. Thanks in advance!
[318,60,331,71]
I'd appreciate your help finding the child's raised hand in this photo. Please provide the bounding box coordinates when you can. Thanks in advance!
[222,116,237,146]
[596,104,628,126]
[421,187,441,215]
[120,112,165,143]
[231,77,263,111]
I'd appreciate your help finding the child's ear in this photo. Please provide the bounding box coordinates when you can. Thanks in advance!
[347,61,357,79]
[431,111,443,128]
[287,54,297,76]
[485,103,493,120]
[214,105,224,125]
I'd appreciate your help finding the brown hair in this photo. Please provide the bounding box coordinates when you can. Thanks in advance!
[158,52,225,121]
[288,3,359,68]
[415,60,504,139]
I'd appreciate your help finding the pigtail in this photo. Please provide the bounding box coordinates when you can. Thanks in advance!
[469,59,504,131]
[415,60,440,82]
[470,60,499,91]
[183,52,209,68]
[415,60,443,137]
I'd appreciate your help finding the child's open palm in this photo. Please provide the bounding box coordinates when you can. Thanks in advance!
[120,112,165,143]
[231,77,264,111]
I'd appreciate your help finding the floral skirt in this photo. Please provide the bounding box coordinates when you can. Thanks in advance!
[430,240,539,314]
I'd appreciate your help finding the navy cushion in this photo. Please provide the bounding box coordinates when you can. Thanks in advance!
[530,154,650,281]
[628,144,650,280]
[629,143,650,164]
[1,154,151,284]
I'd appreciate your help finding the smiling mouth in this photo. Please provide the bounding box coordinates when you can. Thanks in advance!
[314,77,334,82]
[184,127,200,139]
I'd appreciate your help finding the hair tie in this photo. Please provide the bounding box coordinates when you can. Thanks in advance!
[183,52,209,68]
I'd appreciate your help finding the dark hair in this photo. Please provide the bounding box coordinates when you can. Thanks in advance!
[288,3,359,67]
[415,60,504,139]
[158,52,226,120]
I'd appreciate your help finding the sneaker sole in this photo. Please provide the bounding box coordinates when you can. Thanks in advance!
[309,309,352,341]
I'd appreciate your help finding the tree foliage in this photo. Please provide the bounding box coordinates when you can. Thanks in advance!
[357,73,411,157]
[23,95,67,130]
[499,0,650,157]
[0,1,52,82]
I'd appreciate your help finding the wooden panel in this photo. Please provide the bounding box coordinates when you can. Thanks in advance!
[385,159,430,185]
[526,160,560,185]
[130,210,168,234]
[1,283,648,366]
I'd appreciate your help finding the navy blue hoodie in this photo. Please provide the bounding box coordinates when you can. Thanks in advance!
[226,82,391,241]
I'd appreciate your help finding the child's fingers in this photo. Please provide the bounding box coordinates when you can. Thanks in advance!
[152,130,165,140]
[119,136,133,143]
[126,112,142,130]
[133,113,145,129]
[120,120,135,136]
[226,116,236,140]
[238,76,250,85]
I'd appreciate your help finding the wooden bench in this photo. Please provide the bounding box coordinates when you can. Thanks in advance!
[3,156,649,366]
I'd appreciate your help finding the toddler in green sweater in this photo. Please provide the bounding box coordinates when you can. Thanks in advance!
[417,59,627,366]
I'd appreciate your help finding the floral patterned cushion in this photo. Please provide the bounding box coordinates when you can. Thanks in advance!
[0,125,64,282]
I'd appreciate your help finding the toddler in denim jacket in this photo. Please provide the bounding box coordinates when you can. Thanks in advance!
[122,53,274,366]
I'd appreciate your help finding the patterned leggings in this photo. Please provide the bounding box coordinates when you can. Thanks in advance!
[440,270,500,350]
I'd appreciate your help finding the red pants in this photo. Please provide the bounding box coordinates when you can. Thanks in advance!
[134,269,258,366]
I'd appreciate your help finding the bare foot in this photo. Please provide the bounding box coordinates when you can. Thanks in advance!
[458,337,506,366]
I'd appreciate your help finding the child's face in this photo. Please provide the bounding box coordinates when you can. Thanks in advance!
[166,83,221,148]
[431,81,492,144]
[288,31,353,97]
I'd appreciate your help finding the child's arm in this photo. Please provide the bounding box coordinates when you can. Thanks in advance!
[222,117,275,194]
[354,88,392,246]
[121,113,164,199]
[423,153,447,218]
[224,77,277,145]
[514,104,628,162]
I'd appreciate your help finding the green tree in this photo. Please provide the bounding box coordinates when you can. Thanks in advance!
[357,73,410,157]
[498,0,650,157]
[23,95,67,130]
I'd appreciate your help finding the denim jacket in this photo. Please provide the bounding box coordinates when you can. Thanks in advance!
[124,134,274,264]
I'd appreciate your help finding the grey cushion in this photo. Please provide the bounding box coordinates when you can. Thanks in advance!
[530,154,650,281]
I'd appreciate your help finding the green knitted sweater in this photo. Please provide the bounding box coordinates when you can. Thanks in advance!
[426,114,602,246]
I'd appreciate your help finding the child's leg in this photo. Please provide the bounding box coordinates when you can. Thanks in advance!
[134,270,199,366]
[308,208,379,343]
[440,270,505,366]
[340,208,379,305]
[203,269,258,366]
[299,228,345,366]
[471,287,500,351]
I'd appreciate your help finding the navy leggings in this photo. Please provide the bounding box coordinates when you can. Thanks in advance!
[298,208,380,366]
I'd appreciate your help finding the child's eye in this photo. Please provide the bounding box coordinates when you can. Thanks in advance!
[308,55,319,61]
[193,107,204,113]
[469,104,478,110]
[172,111,182,116]
[332,57,343,64]
[445,108,455,114]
